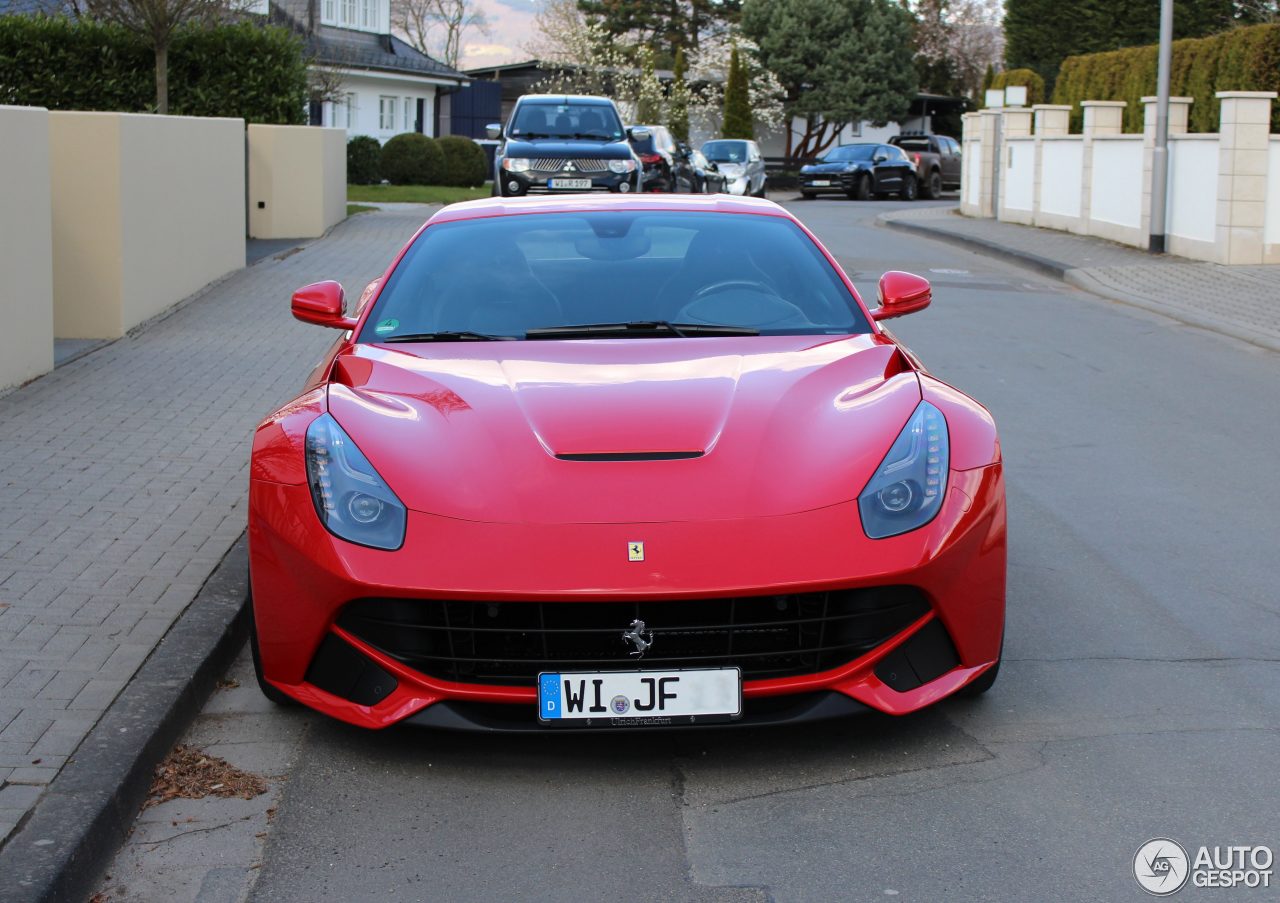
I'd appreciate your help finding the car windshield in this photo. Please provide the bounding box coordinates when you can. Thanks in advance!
[701,141,748,163]
[509,102,623,139]
[894,137,932,151]
[360,211,869,341]
[822,145,877,162]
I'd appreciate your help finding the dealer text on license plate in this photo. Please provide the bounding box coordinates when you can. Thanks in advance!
[549,178,592,190]
[538,668,741,726]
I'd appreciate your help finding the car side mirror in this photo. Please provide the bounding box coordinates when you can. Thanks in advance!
[873,153,888,163]
[628,126,652,141]
[485,123,502,140]
[872,271,931,320]
[291,280,358,330]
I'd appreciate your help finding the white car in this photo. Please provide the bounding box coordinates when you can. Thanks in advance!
[700,139,767,197]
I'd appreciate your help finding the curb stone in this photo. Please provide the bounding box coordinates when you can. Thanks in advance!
[878,212,1280,355]
[0,536,251,903]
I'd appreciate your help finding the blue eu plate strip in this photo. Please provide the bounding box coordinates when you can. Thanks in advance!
[539,673,562,719]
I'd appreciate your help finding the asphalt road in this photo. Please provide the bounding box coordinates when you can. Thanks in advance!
[101,197,1280,903]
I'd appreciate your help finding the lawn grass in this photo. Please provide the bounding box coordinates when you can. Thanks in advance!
[346,203,377,216]
[346,184,492,204]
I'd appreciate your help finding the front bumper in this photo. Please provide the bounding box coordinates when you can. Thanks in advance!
[801,172,857,194]
[249,463,1005,730]
[499,168,639,196]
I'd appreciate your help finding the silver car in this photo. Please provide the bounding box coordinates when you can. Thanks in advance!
[700,139,767,197]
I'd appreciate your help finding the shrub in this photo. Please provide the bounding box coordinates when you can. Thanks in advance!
[985,68,1046,108]
[1051,23,1280,133]
[380,133,445,185]
[347,136,382,185]
[437,135,487,187]
[0,16,307,123]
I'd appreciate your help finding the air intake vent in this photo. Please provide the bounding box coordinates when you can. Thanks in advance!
[555,451,704,462]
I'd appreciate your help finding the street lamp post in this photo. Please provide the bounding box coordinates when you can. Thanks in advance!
[1148,0,1174,253]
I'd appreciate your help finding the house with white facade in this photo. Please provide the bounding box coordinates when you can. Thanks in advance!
[266,0,467,141]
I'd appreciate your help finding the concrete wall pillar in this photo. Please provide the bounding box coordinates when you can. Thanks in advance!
[1140,97,1194,242]
[959,112,981,215]
[1030,105,1073,223]
[977,109,1002,217]
[1214,91,1275,265]
[1033,105,1072,137]
[1079,101,1126,230]
[1001,108,1033,138]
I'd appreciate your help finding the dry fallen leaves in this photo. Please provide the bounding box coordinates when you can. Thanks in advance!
[215,677,240,690]
[144,745,268,809]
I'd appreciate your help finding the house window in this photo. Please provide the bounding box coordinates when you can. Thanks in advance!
[379,96,397,132]
[403,97,413,131]
[340,0,355,26]
[359,0,375,28]
[322,0,335,22]
[345,93,358,129]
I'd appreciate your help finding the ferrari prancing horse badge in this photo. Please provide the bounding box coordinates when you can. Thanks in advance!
[628,541,645,562]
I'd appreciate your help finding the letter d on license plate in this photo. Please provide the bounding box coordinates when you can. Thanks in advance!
[538,668,741,727]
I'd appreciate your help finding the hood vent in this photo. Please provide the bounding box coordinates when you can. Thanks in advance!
[555,451,704,462]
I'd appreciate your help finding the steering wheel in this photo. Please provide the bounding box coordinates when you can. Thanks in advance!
[691,279,775,301]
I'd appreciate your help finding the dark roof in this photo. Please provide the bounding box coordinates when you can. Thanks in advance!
[0,0,72,13]
[268,0,466,83]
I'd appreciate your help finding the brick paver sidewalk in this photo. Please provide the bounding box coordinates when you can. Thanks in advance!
[0,209,429,842]
[882,206,1280,351]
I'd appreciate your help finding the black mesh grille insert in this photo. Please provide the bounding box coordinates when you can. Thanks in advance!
[337,587,929,687]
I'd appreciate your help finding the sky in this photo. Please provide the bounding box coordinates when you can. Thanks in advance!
[459,0,539,70]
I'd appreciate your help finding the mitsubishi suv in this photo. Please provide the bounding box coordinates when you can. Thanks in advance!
[488,95,644,196]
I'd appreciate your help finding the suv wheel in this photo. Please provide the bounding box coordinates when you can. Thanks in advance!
[849,174,871,201]
[900,175,918,201]
[923,170,942,199]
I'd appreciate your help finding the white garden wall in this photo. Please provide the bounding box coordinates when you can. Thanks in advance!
[49,112,245,339]
[0,106,54,391]
[1167,137,1218,254]
[961,93,1279,265]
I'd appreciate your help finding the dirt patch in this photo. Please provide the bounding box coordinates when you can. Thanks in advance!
[145,745,268,809]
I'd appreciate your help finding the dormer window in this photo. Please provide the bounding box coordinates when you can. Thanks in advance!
[321,0,386,33]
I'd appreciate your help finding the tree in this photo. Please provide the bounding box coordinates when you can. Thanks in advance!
[393,0,489,69]
[576,0,744,62]
[742,0,917,160]
[1005,0,1238,94]
[721,45,753,137]
[669,47,690,141]
[83,0,229,113]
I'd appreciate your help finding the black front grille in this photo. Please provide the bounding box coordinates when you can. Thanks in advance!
[336,587,929,686]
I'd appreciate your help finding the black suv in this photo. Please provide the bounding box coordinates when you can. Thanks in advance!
[488,95,643,196]
[627,124,697,192]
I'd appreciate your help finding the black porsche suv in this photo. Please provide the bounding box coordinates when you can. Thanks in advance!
[488,95,645,196]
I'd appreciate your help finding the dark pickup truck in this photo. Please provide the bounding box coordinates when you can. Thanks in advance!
[888,133,962,199]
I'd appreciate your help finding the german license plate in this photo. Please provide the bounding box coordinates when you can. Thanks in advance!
[538,668,742,727]
[811,180,831,187]
[548,178,592,190]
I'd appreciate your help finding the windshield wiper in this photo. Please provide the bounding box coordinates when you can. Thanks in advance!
[381,331,512,343]
[525,321,759,340]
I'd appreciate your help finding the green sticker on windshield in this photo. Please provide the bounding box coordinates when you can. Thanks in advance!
[375,318,399,334]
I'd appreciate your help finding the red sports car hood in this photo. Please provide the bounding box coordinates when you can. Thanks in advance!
[326,336,920,524]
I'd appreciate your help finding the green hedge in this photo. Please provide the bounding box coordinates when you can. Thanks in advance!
[347,136,382,185]
[380,133,445,185]
[437,135,487,187]
[0,16,307,123]
[1052,23,1280,133]
[985,68,1046,108]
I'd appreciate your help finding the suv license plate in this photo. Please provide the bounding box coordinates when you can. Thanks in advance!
[538,668,742,727]
[548,178,592,190]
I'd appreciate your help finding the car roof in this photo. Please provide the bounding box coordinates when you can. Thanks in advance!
[426,193,792,226]
[516,94,615,106]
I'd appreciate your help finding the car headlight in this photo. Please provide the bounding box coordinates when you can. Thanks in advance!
[501,157,532,173]
[305,413,406,551]
[608,159,636,174]
[718,163,744,178]
[858,402,949,539]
